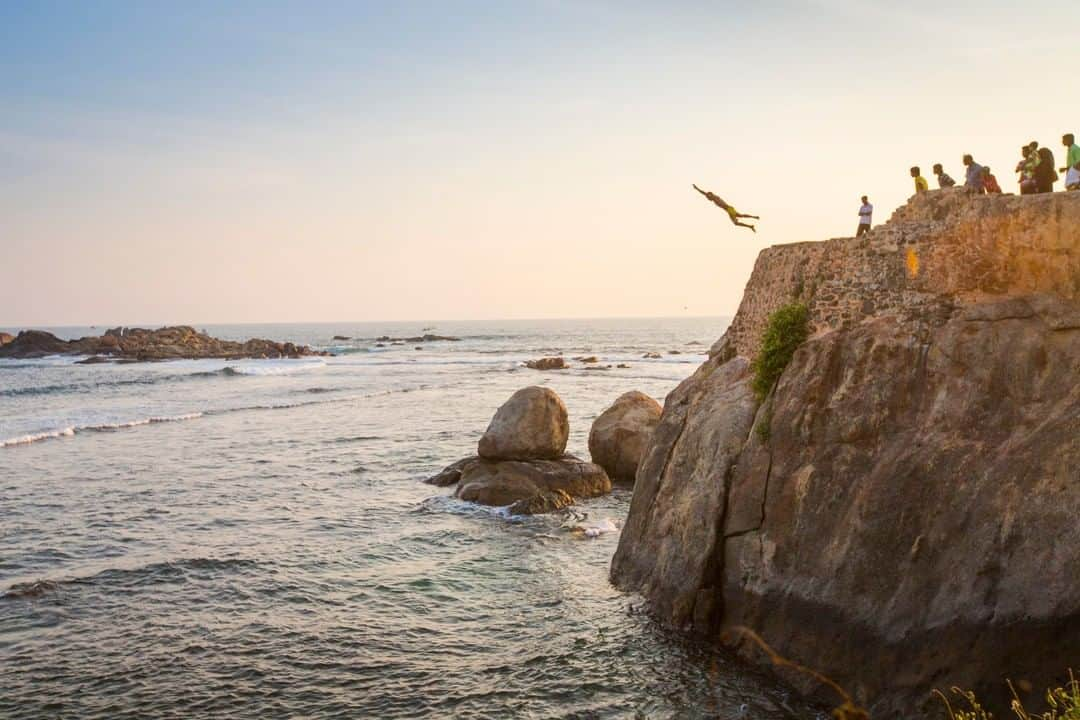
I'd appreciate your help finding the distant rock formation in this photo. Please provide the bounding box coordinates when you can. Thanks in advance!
[0,332,13,346]
[611,189,1080,718]
[374,333,460,343]
[588,391,662,483]
[425,386,611,514]
[524,357,566,370]
[0,325,330,361]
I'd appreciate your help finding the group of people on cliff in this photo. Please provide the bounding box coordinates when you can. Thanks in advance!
[909,133,1080,196]
[706,134,1079,239]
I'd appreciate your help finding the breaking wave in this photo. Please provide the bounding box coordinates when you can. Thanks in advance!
[1,413,204,448]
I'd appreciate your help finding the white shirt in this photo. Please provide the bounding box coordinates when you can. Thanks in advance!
[858,203,873,224]
[1066,166,1080,189]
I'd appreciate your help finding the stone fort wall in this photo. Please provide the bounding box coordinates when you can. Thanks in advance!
[715,188,1080,360]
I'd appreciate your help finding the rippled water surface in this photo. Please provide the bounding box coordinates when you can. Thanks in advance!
[1,318,823,719]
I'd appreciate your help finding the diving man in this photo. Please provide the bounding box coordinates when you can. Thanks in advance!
[693,184,759,233]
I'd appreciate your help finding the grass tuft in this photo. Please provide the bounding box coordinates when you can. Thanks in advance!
[751,303,809,401]
[937,671,1080,720]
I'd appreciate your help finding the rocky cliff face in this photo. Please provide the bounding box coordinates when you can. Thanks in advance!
[612,189,1080,718]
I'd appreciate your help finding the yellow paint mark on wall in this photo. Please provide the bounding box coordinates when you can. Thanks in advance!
[906,247,920,278]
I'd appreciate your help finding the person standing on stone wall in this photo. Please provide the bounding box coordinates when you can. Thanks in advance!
[1035,145,1058,193]
[1061,134,1080,178]
[911,166,929,194]
[1065,161,1080,191]
[856,196,873,237]
[962,155,986,194]
[933,163,956,188]
[1016,143,1040,194]
[982,166,1002,194]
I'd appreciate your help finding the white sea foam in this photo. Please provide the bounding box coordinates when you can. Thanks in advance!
[576,518,620,538]
[84,413,205,431]
[0,427,76,447]
[219,359,327,376]
[1,413,204,448]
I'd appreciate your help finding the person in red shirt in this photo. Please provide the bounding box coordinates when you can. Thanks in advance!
[982,166,1002,194]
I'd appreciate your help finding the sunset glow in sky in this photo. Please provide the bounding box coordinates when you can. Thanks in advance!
[2,1,1076,325]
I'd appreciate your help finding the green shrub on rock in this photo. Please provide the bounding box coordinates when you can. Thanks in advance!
[751,302,809,401]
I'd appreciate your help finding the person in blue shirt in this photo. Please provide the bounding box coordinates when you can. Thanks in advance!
[962,155,985,194]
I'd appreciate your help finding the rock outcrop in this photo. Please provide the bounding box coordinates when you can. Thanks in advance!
[524,357,567,370]
[456,456,610,514]
[425,456,477,487]
[611,189,1080,718]
[588,391,663,482]
[0,330,69,357]
[426,387,611,514]
[478,386,569,461]
[0,326,330,361]
[0,332,14,346]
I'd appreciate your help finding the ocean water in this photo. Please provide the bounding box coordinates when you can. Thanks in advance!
[1,318,823,719]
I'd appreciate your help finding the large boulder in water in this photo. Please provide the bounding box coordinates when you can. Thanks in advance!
[478,386,569,461]
[423,386,611,514]
[588,391,662,483]
[0,332,13,346]
[455,455,610,515]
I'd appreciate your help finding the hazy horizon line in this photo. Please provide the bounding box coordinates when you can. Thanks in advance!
[1,312,733,331]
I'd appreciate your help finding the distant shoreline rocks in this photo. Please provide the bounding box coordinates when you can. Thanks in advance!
[0,326,330,362]
[375,333,460,343]
[522,356,634,371]
[525,357,567,370]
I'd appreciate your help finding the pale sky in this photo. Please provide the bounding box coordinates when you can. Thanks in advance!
[1,1,1076,326]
